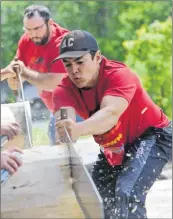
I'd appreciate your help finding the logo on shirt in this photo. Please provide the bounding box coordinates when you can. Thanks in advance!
[35,57,44,64]
[102,133,123,148]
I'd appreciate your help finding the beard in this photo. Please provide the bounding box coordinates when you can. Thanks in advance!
[34,35,49,45]
[32,24,50,45]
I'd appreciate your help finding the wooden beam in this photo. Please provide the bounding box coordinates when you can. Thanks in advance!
[1,145,84,218]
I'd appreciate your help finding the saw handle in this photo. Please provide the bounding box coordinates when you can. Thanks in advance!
[11,57,20,96]
[12,56,20,75]
[60,107,68,120]
[60,107,69,143]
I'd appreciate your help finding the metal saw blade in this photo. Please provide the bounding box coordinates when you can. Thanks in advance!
[60,107,104,219]
[69,141,104,219]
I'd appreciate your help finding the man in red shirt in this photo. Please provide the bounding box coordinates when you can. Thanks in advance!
[2,5,69,145]
[52,30,172,219]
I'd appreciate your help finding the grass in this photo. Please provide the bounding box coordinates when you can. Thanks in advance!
[32,127,91,146]
[79,135,92,140]
[32,127,49,146]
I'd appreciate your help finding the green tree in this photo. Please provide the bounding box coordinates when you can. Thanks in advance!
[1,1,171,66]
[123,17,172,118]
[1,1,172,115]
[1,1,52,67]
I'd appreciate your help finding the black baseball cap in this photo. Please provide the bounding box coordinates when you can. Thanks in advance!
[52,30,99,63]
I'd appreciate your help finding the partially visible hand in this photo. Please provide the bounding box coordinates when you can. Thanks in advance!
[6,58,26,90]
[1,65,17,81]
[1,66,16,76]
[10,59,26,77]
[7,77,19,90]
[1,122,21,140]
[56,118,81,143]
[1,147,23,174]
[1,58,26,80]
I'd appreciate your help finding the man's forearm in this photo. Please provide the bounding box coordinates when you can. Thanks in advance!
[77,106,119,136]
[22,68,65,91]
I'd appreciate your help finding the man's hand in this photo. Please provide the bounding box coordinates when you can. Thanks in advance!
[1,65,17,81]
[1,58,26,81]
[5,58,26,90]
[56,118,81,143]
[1,66,16,76]
[1,122,21,140]
[1,147,23,174]
[7,77,19,90]
[10,59,26,77]
[1,57,20,78]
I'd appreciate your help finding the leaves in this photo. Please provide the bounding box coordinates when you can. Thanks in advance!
[1,1,172,117]
[124,18,172,118]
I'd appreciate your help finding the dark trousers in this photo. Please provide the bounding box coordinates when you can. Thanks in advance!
[91,122,172,219]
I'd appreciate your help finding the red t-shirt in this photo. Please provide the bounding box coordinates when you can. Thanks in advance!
[16,22,69,111]
[53,56,169,166]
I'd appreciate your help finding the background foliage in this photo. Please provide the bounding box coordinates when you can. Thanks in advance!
[1,1,172,118]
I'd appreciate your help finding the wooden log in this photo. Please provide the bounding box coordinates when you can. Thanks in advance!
[1,145,84,218]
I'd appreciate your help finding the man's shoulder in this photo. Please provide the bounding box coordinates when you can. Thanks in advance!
[51,22,69,44]
[101,57,136,81]
[53,22,69,34]
[102,57,129,74]
[19,33,30,43]
[100,57,138,85]
[18,33,32,48]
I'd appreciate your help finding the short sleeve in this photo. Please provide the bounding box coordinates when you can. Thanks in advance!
[104,68,138,103]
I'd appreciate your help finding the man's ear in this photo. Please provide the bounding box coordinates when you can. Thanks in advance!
[95,50,102,64]
[48,18,54,26]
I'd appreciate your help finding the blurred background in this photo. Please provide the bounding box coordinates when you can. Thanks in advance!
[1,1,172,145]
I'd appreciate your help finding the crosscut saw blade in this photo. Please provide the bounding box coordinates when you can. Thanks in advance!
[60,107,104,219]
[13,59,32,148]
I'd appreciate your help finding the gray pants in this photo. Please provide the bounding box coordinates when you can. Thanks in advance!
[91,122,172,219]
